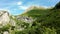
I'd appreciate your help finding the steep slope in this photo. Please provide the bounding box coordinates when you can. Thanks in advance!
[17,2,60,34]
[54,2,60,9]
[0,2,60,34]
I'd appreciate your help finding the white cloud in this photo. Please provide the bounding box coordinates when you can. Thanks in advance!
[0,8,11,13]
[0,9,8,11]
[17,1,29,10]
[19,6,29,10]
[17,1,22,5]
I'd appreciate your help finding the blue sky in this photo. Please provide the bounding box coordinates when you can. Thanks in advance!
[0,0,60,15]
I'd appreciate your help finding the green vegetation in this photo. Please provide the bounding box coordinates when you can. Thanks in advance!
[16,2,60,34]
[0,2,60,34]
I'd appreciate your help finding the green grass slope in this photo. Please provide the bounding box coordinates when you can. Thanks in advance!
[0,2,60,34]
[19,2,60,34]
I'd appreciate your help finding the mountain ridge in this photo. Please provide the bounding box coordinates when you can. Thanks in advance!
[0,2,60,34]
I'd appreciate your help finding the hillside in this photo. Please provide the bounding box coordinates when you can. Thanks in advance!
[16,2,60,34]
[0,2,60,34]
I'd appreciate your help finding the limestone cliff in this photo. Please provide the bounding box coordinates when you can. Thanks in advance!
[0,11,10,26]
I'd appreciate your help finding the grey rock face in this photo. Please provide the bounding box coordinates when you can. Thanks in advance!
[0,11,10,26]
[10,19,16,26]
[17,16,34,23]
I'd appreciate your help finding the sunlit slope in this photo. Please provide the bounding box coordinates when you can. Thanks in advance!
[12,2,60,34]
[20,2,60,33]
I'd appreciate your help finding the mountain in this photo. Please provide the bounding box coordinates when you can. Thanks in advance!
[53,1,60,9]
[0,2,60,34]
[16,2,60,34]
[55,2,60,9]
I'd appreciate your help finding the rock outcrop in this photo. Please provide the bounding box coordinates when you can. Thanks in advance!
[17,16,34,23]
[0,11,10,26]
[0,10,16,27]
